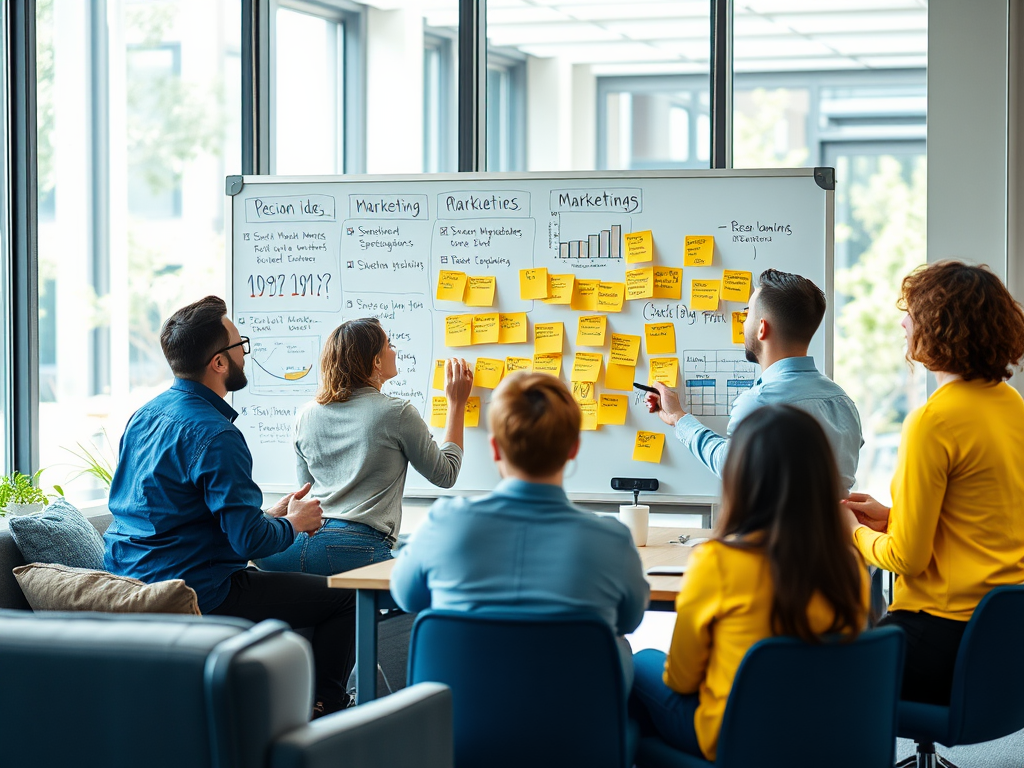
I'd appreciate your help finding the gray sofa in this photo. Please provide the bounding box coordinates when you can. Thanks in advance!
[0,510,112,609]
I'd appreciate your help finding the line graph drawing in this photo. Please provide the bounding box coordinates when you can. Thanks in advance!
[250,336,319,395]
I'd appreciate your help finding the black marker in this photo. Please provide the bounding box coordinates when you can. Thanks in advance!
[633,382,658,393]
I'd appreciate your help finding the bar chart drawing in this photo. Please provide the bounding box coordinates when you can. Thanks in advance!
[683,350,759,416]
[553,213,631,260]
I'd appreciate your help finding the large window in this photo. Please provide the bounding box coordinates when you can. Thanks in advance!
[36,0,241,499]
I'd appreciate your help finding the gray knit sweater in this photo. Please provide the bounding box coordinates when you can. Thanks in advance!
[293,387,463,543]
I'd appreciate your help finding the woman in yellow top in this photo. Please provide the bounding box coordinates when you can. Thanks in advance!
[844,260,1024,706]
[630,405,869,761]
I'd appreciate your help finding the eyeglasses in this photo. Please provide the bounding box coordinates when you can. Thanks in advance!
[210,336,250,363]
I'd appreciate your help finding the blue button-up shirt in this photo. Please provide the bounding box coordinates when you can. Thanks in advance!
[104,379,294,612]
[674,356,863,492]
[390,478,650,635]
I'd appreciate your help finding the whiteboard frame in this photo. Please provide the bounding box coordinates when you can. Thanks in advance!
[226,168,835,505]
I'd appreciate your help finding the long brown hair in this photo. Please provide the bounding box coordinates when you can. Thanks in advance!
[716,404,864,642]
[316,318,387,404]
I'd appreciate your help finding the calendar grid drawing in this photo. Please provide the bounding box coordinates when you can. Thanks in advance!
[683,350,759,416]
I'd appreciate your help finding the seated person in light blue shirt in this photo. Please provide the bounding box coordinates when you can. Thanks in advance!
[390,372,651,688]
[645,268,863,493]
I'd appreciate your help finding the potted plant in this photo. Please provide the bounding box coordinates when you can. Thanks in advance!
[0,470,53,517]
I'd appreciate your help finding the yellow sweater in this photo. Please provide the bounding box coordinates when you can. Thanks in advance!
[664,539,868,760]
[853,379,1024,621]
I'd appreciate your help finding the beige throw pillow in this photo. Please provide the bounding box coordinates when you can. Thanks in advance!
[13,563,201,615]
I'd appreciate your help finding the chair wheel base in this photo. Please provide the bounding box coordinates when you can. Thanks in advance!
[895,747,960,768]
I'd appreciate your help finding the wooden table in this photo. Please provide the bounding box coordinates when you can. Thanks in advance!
[328,525,709,703]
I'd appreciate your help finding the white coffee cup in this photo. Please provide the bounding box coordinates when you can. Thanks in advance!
[619,504,650,547]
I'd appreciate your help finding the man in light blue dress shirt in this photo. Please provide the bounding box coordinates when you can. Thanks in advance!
[391,373,650,688]
[647,269,863,492]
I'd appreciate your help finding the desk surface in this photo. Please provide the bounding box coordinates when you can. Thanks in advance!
[327,525,708,604]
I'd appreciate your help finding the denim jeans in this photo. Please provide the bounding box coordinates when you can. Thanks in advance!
[629,648,704,758]
[255,518,393,576]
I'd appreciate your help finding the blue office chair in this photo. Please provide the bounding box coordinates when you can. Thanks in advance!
[896,585,1024,768]
[636,626,905,768]
[407,609,636,768]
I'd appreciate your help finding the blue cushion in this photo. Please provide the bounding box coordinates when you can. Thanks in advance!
[8,499,105,570]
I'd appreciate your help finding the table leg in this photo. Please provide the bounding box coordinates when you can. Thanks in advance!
[354,589,379,705]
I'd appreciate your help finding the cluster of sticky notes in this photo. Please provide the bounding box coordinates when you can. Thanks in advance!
[437,271,498,307]
[543,274,575,304]
[473,358,505,389]
[519,268,549,300]
[445,313,527,346]
[596,282,625,312]
[430,396,483,428]
[654,267,682,300]
[732,312,747,344]
[571,352,603,383]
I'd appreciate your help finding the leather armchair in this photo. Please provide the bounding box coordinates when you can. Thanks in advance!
[0,611,451,768]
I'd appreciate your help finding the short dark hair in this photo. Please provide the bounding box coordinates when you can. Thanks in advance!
[755,269,826,345]
[900,260,1024,382]
[160,296,230,379]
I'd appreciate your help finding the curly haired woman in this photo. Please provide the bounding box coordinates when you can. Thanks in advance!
[844,260,1024,705]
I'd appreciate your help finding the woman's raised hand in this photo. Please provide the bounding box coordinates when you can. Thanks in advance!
[445,358,474,406]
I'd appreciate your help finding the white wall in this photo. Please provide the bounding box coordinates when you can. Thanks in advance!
[927,0,1009,277]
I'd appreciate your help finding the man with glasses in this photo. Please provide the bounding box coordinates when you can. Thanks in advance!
[104,295,356,717]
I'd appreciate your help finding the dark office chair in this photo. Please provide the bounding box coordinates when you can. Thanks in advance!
[635,626,905,768]
[896,585,1024,768]
[0,611,453,768]
[407,610,636,768]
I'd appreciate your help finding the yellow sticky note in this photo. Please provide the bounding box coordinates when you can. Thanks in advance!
[445,315,473,347]
[571,279,600,311]
[465,397,481,428]
[624,230,653,264]
[732,312,747,344]
[610,334,641,366]
[464,276,497,306]
[633,430,666,463]
[437,271,468,302]
[543,274,575,305]
[625,266,654,300]
[535,322,564,354]
[653,267,683,300]
[598,394,628,425]
[498,312,528,344]
[572,381,596,404]
[576,315,607,347]
[571,352,603,383]
[649,358,680,388]
[721,270,752,303]
[430,396,448,428]
[684,235,714,266]
[690,280,721,311]
[472,313,500,345]
[506,356,533,374]
[604,362,635,391]
[645,323,676,355]
[533,353,562,377]
[473,358,505,389]
[432,359,446,390]
[580,401,599,431]
[519,268,549,300]
[597,282,625,312]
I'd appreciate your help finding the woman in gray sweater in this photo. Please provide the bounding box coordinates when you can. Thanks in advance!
[256,317,473,575]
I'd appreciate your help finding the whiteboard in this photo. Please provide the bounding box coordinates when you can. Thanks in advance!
[227,169,834,502]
